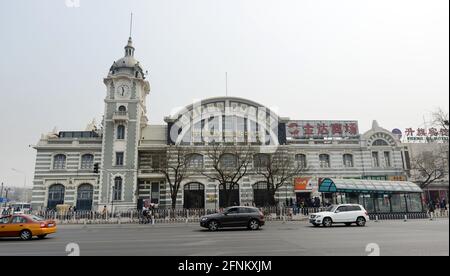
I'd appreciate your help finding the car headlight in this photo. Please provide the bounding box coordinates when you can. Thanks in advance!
[201,217,208,221]
[315,215,321,219]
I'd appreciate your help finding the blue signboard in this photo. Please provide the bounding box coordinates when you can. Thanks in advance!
[0,198,9,203]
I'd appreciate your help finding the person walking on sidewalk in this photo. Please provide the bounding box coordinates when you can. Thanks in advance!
[440,198,447,216]
[428,200,436,219]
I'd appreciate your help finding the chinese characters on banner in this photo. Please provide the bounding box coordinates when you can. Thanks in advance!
[405,128,449,137]
[287,121,359,139]
[404,127,449,143]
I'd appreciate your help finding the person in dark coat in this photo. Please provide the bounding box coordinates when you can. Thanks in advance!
[428,200,436,214]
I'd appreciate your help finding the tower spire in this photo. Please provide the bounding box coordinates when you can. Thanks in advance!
[129,12,133,38]
[125,13,135,57]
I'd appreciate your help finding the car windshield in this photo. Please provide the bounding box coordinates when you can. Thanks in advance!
[222,207,232,214]
[325,205,337,212]
[222,207,239,214]
[31,215,44,221]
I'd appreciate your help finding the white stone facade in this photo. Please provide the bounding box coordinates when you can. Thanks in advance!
[31,38,410,211]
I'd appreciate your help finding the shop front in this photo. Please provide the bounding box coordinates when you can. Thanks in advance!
[319,178,424,214]
[294,177,312,206]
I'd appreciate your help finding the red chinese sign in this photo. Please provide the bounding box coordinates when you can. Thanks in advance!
[287,121,359,139]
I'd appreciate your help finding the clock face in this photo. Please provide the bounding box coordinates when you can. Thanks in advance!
[116,84,130,98]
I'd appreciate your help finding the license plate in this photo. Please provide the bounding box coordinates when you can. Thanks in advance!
[48,224,54,227]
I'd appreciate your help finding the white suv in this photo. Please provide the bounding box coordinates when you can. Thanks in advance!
[310,204,370,227]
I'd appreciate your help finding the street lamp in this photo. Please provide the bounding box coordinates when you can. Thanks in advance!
[214,185,217,210]
[2,187,12,208]
[11,168,28,203]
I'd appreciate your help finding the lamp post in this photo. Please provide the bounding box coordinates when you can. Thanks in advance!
[214,185,217,210]
[111,182,116,217]
[3,187,11,208]
[11,168,27,203]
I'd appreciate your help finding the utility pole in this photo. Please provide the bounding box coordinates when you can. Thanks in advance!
[12,168,27,202]
[0,182,3,198]
[4,187,11,208]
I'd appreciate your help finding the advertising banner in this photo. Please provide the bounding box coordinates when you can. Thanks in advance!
[294,177,312,192]
[286,120,359,139]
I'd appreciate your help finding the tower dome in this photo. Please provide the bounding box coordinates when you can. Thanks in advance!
[108,37,146,79]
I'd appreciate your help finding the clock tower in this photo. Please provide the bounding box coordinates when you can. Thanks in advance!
[99,37,150,211]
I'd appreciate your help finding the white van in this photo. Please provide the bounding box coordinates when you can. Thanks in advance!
[10,202,32,214]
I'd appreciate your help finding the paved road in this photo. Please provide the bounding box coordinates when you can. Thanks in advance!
[0,219,448,256]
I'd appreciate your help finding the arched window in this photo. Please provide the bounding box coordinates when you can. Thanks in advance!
[53,154,66,170]
[219,154,238,168]
[219,183,240,208]
[373,139,389,146]
[118,105,127,112]
[47,184,65,209]
[80,154,94,169]
[295,154,307,168]
[76,184,94,211]
[113,177,122,201]
[253,182,274,207]
[186,154,204,168]
[319,154,330,168]
[343,154,354,168]
[253,154,270,169]
[183,183,205,209]
[117,125,126,140]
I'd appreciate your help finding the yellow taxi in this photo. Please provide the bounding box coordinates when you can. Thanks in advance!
[0,214,57,240]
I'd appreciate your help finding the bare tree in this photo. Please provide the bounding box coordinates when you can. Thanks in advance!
[254,149,307,206]
[432,108,449,131]
[410,150,447,189]
[158,146,192,209]
[202,144,252,207]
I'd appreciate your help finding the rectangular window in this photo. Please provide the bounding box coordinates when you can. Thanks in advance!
[151,182,160,204]
[384,152,391,167]
[116,152,124,166]
[372,152,379,167]
[343,154,353,168]
[404,151,411,170]
[80,154,94,169]
[319,154,330,168]
[152,155,160,170]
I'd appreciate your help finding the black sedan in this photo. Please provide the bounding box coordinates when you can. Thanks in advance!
[200,206,265,231]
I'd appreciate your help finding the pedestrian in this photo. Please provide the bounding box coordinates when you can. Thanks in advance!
[428,200,435,216]
[142,206,149,224]
[102,205,107,219]
[440,198,447,216]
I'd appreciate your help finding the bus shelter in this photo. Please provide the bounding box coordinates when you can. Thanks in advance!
[319,178,424,213]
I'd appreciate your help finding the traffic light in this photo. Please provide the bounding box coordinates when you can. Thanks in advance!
[93,163,99,174]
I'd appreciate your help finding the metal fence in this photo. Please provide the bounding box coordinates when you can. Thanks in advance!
[22,207,448,225]
[370,209,449,221]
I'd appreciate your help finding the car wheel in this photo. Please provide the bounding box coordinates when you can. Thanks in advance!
[322,217,333,227]
[356,217,366,227]
[208,220,219,231]
[37,235,47,240]
[345,222,352,226]
[248,219,260,230]
[20,230,32,241]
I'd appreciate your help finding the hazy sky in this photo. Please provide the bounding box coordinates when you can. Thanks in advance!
[0,0,448,189]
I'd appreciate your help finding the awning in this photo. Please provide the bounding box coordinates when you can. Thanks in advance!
[319,178,423,194]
